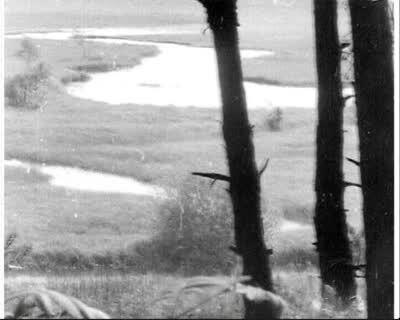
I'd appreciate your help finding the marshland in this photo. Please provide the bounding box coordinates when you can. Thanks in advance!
[3,0,395,318]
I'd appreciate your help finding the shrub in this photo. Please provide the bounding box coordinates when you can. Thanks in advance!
[272,247,317,269]
[72,63,118,73]
[5,63,50,109]
[133,178,237,275]
[282,203,313,223]
[15,38,39,66]
[61,71,90,84]
[4,232,34,270]
[265,107,283,131]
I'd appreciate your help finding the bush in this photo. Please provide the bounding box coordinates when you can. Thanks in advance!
[61,71,90,84]
[272,247,317,269]
[133,178,237,275]
[15,38,39,66]
[5,63,50,109]
[282,203,313,223]
[4,232,34,270]
[265,107,283,131]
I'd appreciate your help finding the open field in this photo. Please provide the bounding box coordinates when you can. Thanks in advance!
[4,5,364,316]
[4,36,362,262]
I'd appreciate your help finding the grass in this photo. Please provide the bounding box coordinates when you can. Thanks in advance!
[4,36,362,258]
[4,31,364,317]
[4,269,366,319]
[4,272,186,318]
[5,38,158,84]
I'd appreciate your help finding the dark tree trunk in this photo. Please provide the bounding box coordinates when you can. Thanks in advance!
[313,0,356,302]
[197,1,275,318]
[349,0,394,318]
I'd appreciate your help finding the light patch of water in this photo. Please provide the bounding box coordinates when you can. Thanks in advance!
[6,32,73,40]
[5,25,199,40]
[67,37,283,108]
[4,159,32,172]
[4,159,167,198]
[69,37,352,108]
[279,219,311,232]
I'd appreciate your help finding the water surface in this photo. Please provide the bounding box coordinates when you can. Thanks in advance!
[5,159,168,198]
[6,28,327,109]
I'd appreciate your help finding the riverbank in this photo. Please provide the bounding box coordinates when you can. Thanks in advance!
[5,30,316,90]
[4,37,159,86]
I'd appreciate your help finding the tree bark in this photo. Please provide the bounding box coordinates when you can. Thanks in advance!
[348,0,394,318]
[313,0,356,302]
[197,1,275,318]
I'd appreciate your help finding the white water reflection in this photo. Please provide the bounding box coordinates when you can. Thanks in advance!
[5,159,167,198]
[5,25,199,40]
[280,219,311,232]
[6,29,329,109]
[5,160,318,232]
[68,38,285,108]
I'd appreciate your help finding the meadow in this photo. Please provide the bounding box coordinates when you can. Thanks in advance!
[4,3,363,316]
[4,269,366,318]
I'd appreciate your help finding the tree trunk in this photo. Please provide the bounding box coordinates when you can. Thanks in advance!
[313,0,357,302]
[197,1,275,318]
[348,0,394,318]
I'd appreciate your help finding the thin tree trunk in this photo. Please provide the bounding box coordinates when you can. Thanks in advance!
[197,1,275,318]
[348,0,394,318]
[313,0,356,302]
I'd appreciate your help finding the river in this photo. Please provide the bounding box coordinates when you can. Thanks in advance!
[5,27,333,109]
[5,27,328,231]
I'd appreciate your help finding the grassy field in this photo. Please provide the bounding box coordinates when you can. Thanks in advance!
[4,269,366,318]
[4,22,363,317]
[4,36,362,256]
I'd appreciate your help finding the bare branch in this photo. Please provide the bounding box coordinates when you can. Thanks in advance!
[258,158,270,177]
[352,264,367,270]
[343,181,362,188]
[343,94,355,102]
[192,172,230,183]
[346,157,360,167]
[340,42,351,50]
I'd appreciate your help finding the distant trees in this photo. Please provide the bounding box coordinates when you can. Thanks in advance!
[265,107,283,131]
[15,38,39,68]
[196,0,277,318]
[313,0,356,302]
[348,0,394,318]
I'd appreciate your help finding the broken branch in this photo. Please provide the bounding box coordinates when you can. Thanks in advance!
[346,157,360,167]
[258,158,270,177]
[343,181,362,188]
[192,172,230,182]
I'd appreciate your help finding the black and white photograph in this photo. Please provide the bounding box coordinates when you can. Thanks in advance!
[1,0,398,318]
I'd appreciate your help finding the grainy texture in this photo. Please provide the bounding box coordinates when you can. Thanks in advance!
[313,0,356,301]
[198,0,276,318]
[349,0,394,318]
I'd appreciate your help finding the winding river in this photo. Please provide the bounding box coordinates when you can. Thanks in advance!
[5,27,325,231]
[6,27,330,109]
